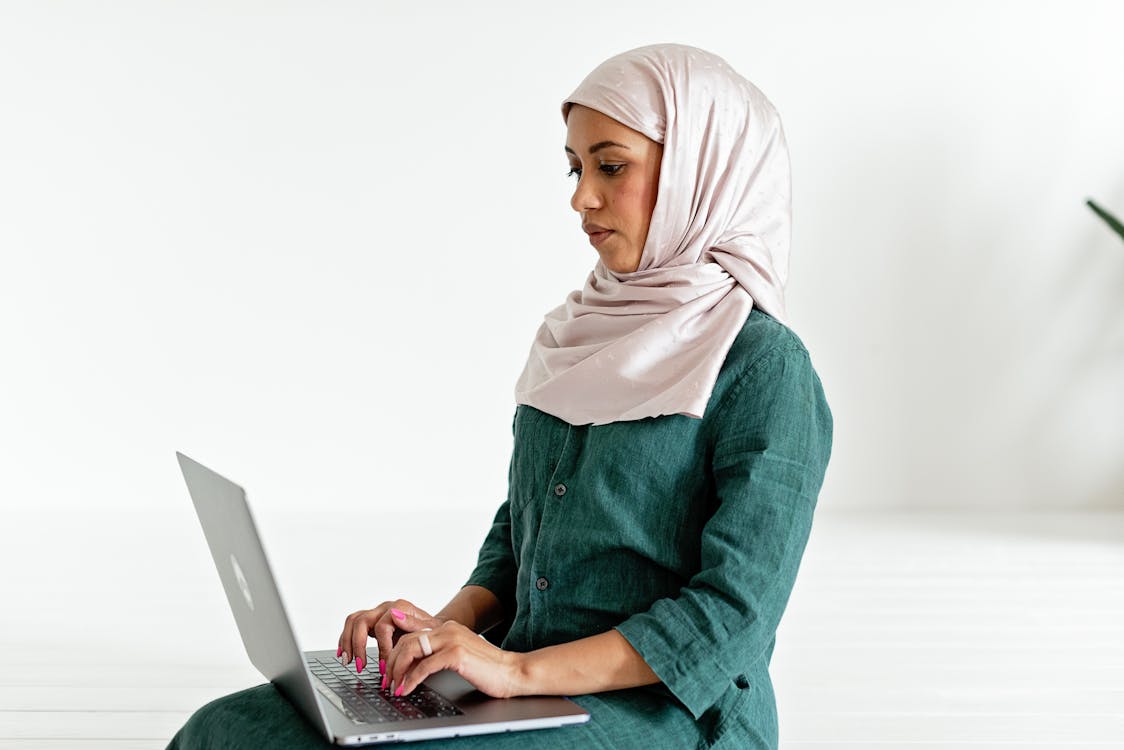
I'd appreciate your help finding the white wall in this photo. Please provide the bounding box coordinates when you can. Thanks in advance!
[2,0,1122,517]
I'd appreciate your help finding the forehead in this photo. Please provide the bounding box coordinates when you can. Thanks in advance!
[565,104,653,151]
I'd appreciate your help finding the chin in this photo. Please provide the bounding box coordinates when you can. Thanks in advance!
[600,254,638,275]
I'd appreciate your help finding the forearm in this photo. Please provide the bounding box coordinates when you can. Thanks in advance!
[515,629,660,696]
[434,584,504,635]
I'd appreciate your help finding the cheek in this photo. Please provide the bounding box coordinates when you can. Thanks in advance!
[613,179,655,233]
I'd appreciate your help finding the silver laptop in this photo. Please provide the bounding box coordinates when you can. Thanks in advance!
[176,451,590,745]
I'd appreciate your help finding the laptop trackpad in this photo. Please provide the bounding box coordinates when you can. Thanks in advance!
[425,670,588,721]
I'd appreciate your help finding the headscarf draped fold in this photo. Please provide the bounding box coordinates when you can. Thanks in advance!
[514,43,792,426]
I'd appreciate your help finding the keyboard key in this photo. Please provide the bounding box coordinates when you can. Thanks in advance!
[309,658,464,724]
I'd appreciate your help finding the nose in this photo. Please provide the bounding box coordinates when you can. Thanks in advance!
[570,171,602,214]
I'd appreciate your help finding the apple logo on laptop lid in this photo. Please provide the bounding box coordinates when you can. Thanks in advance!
[230,553,254,611]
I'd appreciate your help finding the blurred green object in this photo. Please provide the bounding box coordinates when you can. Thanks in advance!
[1087,198,1124,242]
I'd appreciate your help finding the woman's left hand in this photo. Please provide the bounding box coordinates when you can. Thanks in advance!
[382,610,524,699]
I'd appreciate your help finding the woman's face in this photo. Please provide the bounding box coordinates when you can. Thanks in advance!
[565,104,662,274]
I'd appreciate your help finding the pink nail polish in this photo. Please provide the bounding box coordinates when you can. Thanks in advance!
[391,608,405,621]
[395,683,403,697]
[336,646,342,658]
[356,657,364,673]
[379,659,386,676]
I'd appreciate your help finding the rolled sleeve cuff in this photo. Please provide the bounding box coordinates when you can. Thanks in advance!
[463,568,510,599]
[613,598,732,721]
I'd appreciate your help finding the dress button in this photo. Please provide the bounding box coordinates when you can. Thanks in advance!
[553,483,567,497]
[734,674,751,689]
[535,576,550,591]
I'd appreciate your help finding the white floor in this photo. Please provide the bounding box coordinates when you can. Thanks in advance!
[2,507,1123,749]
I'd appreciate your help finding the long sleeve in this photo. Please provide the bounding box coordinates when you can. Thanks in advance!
[463,408,520,644]
[613,343,833,720]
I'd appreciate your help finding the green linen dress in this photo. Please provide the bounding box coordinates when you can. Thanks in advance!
[166,307,834,750]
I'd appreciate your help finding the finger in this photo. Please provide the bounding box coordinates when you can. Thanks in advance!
[349,608,387,674]
[336,615,348,661]
[373,609,400,677]
[386,630,435,696]
[383,633,401,692]
[397,651,448,698]
[387,605,432,634]
[384,630,414,693]
[376,600,425,677]
[337,610,364,664]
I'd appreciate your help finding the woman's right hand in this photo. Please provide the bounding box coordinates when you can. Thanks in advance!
[337,599,445,677]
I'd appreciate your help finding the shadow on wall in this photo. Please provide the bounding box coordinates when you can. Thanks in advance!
[872,132,1122,510]
[876,153,1124,510]
[1019,183,1124,509]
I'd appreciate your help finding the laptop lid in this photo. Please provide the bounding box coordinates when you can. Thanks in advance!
[176,451,336,742]
[176,451,590,745]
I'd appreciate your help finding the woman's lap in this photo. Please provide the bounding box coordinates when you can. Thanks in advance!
[166,682,704,750]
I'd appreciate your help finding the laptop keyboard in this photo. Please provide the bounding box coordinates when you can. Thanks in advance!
[306,656,464,725]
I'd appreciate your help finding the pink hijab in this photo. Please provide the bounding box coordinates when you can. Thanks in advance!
[514,43,792,427]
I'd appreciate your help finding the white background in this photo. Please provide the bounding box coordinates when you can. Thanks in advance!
[3,1,1123,519]
[1,6,1123,744]
[2,0,1124,630]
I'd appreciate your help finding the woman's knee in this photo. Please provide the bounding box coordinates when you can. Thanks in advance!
[166,683,328,750]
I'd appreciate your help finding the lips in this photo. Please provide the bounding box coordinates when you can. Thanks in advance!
[584,222,613,247]
[586,229,613,248]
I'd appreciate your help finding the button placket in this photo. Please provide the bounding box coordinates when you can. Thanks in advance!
[544,424,581,502]
[528,422,585,644]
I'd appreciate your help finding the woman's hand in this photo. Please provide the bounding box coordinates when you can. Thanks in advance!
[383,610,524,699]
[336,599,444,676]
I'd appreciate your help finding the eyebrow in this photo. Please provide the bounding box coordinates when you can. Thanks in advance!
[564,140,632,156]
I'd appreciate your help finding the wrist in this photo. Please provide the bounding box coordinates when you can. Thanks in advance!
[508,650,534,697]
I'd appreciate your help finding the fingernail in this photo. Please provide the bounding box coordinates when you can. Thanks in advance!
[391,608,406,621]
[379,659,386,676]
[342,651,349,664]
[336,646,342,658]
[389,679,396,694]
[395,683,403,697]
[356,657,364,673]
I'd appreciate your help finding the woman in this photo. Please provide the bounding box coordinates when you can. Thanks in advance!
[167,43,833,749]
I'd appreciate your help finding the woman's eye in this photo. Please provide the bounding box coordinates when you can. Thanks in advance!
[565,164,623,180]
